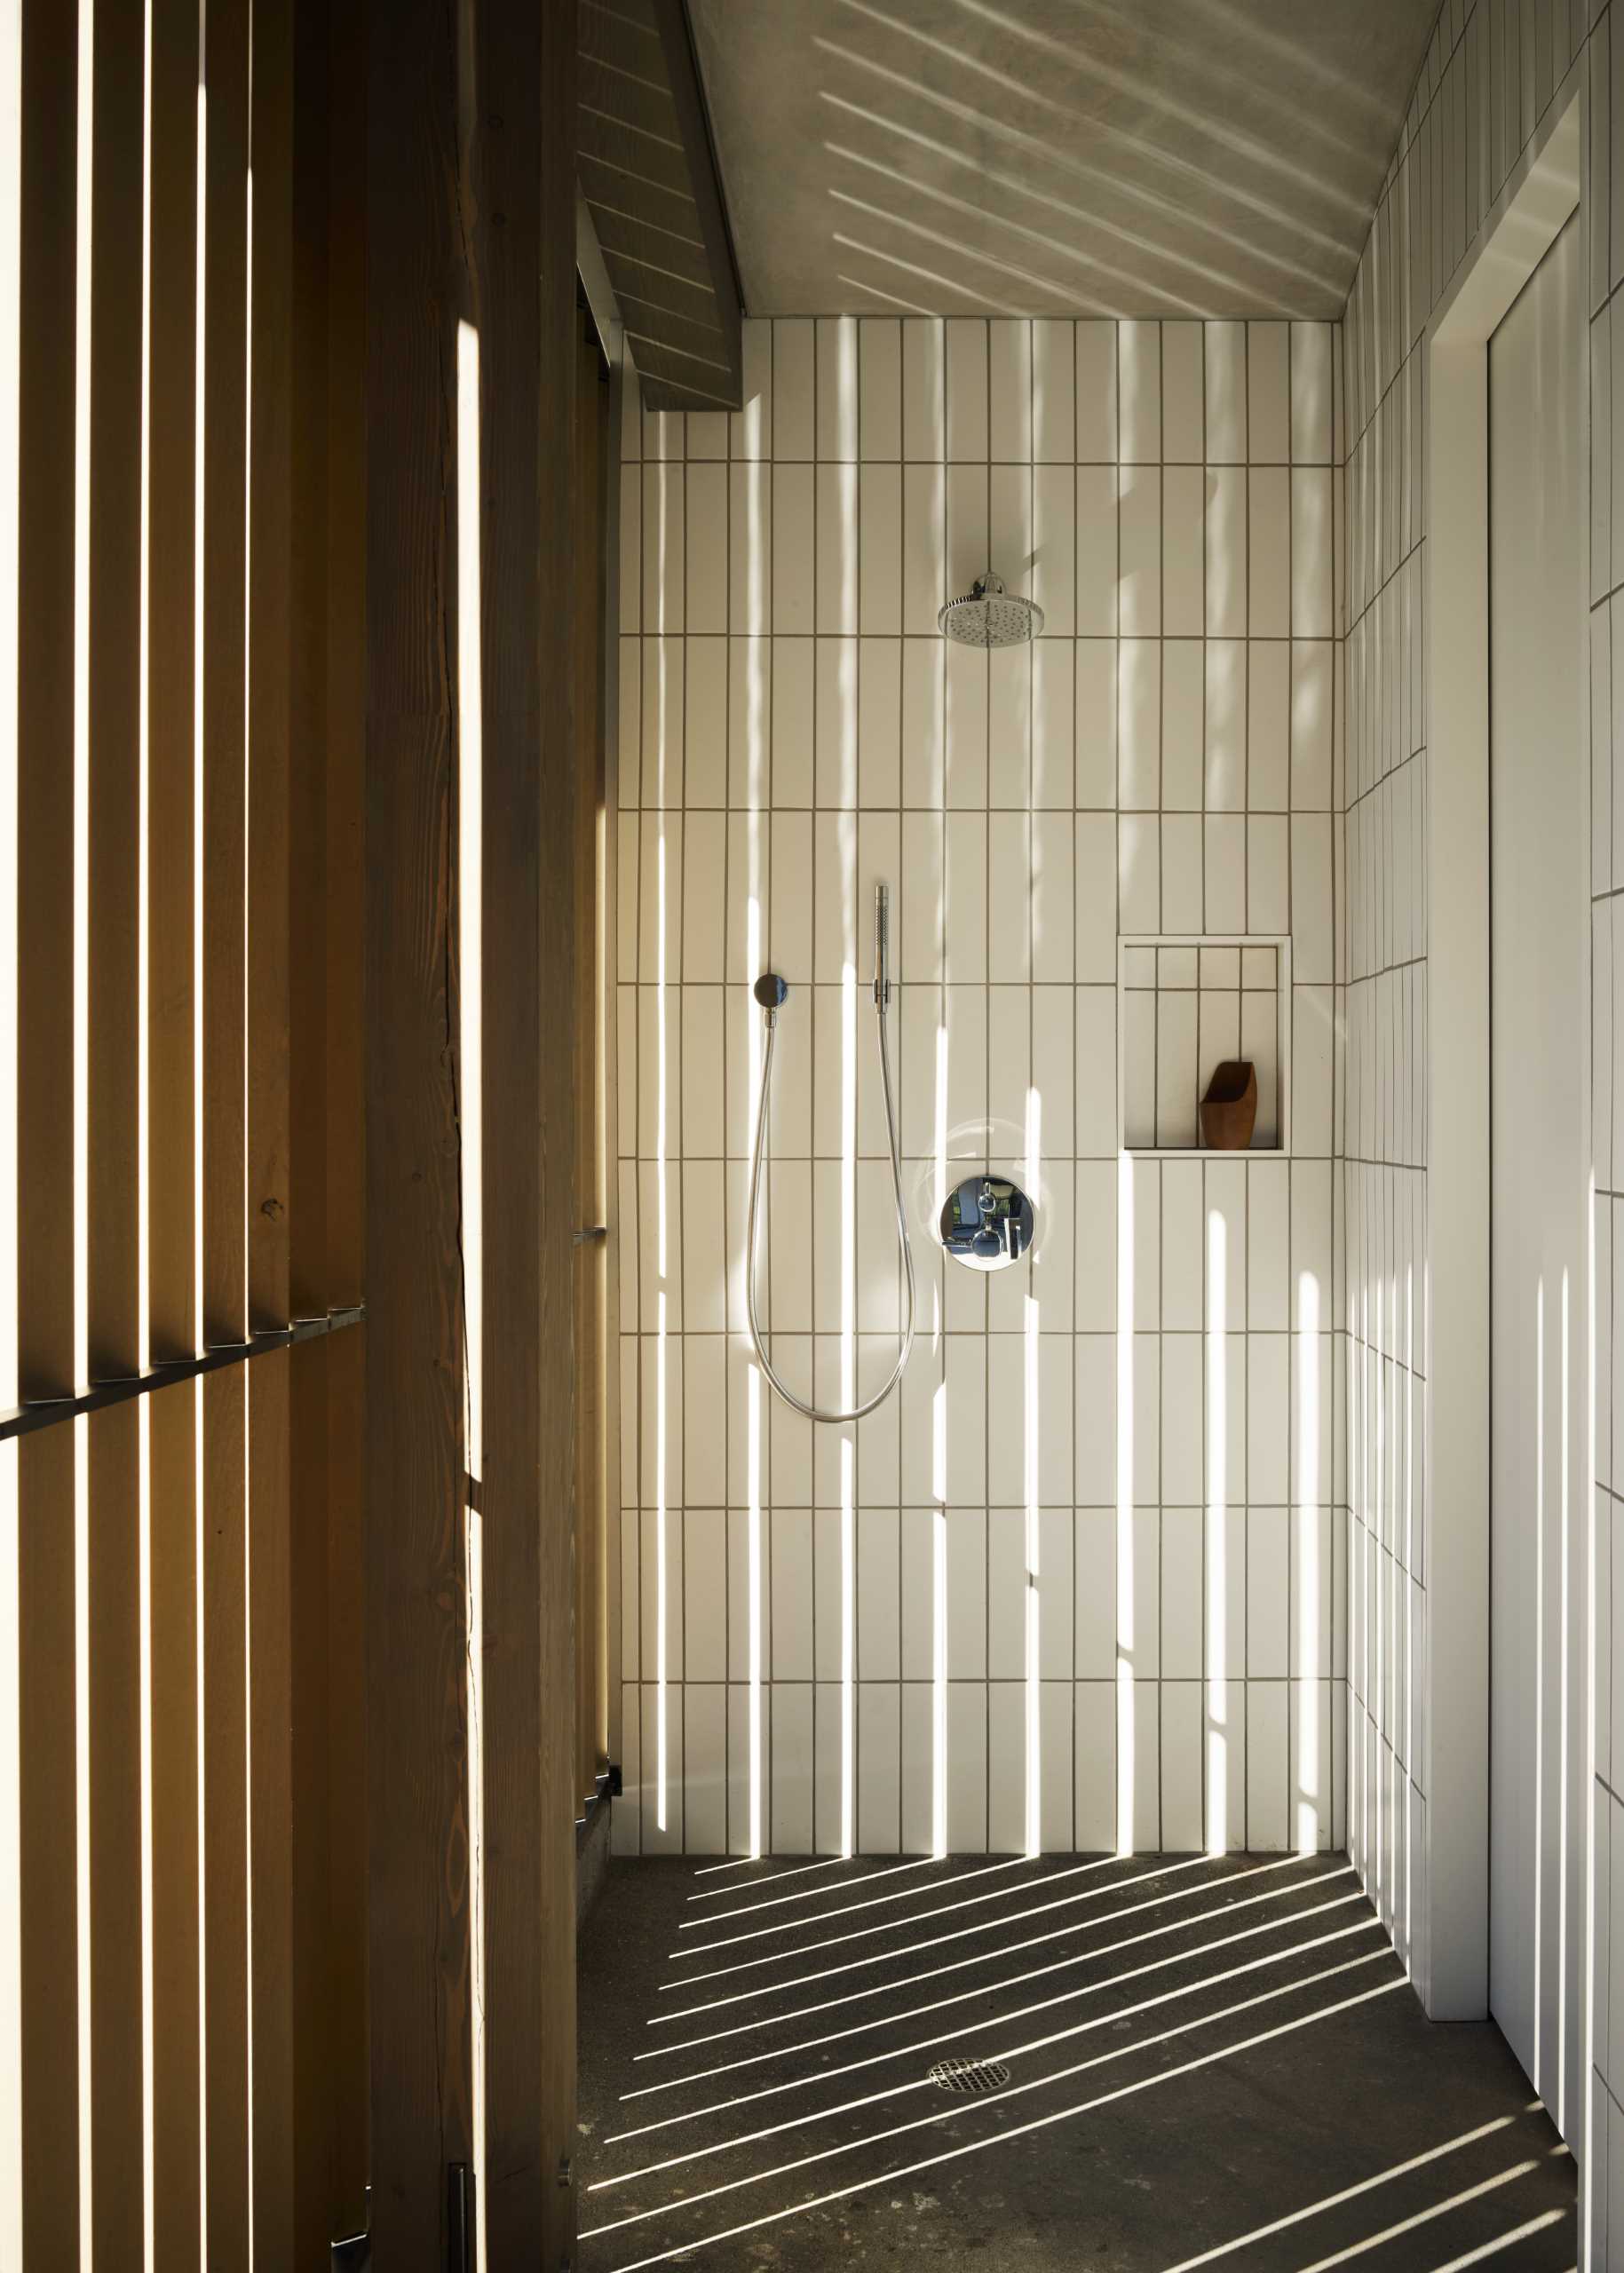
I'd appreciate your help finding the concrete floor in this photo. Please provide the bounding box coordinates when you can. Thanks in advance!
[577,1853,1576,2271]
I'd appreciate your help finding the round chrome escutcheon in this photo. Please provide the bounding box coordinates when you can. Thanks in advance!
[939,1174,1035,1271]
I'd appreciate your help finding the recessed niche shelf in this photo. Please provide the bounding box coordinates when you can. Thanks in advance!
[1116,934,1292,1157]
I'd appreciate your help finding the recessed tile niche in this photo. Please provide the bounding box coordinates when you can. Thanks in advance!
[1118,934,1292,1154]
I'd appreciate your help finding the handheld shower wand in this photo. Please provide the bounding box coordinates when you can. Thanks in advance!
[746,882,916,1423]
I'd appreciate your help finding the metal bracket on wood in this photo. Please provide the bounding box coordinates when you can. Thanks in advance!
[572,1224,607,1245]
[331,2186,371,2268]
[447,2163,476,2273]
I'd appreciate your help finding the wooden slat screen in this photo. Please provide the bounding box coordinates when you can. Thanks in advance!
[0,0,368,2261]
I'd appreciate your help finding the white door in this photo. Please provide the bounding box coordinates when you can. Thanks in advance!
[1488,206,1588,2136]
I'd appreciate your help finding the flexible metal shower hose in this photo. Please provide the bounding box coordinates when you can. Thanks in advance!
[745,994,916,1423]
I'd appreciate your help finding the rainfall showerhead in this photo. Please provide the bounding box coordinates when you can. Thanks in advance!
[938,572,1043,648]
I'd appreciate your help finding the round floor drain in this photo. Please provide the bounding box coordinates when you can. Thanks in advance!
[928,2055,1010,2095]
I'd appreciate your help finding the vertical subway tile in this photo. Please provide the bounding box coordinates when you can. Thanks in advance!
[732,319,772,460]
[1207,465,1248,638]
[1119,467,1161,638]
[902,319,946,460]
[1162,322,1205,462]
[1248,321,1290,462]
[860,317,902,460]
[1076,466,1121,636]
[1119,320,1161,463]
[817,315,860,461]
[1075,319,1119,458]
[947,319,990,461]
[1033,318,1076,463]
[773,319,815,459]
[1205,320,1248,463]
[989,320,1034,459]
[1249,465,1291,637]
[860,463,902,636]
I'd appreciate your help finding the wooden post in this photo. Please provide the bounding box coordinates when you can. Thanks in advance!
[365,0,473,2259]
[471,0,579,2256]
[574,316,610,1810]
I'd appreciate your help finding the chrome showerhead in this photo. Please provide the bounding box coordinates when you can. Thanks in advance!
[938,571,1043,648]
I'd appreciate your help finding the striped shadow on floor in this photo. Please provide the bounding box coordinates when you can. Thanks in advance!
[575,1852,1577,2271]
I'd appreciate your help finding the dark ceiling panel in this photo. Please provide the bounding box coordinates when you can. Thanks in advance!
[577,0,743,409]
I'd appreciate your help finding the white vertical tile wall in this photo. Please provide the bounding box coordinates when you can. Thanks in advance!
[1342,0,1620,2251]
[612,314,1343,1873]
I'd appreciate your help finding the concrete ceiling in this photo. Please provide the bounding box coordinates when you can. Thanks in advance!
[687,0,1437,319]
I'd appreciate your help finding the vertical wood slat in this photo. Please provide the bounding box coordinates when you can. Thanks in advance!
[366,0,473,2253]
[475,0,578,2256]
[536,9,581,2245]
[289,1334,336,2260]
[311,0,370,2234]
[324,0,366,1318]
[88,1401,142,2266]
[17,0,79,1399]
[248,0,292,1331]
[202,1359,250,2262]
[289,0,330,1327]
[86,0,145,1384]
[574,316,608,1808]
[13,0,80,2218]
[149,1376,201,2269]
[147,0,200,1364]
[17,1424,80,2260]
[476,0,547,2245]
[202,0,250,1349]
[600,353,625,1792]
[83,17,149,2252]
[324,1319,368,2234]
[248,1348,294,2261]
[244,2,297,2249]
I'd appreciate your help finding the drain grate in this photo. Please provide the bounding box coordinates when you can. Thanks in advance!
[928,2055,1010,2095]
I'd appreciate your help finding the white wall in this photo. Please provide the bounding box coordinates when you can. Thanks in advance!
[1340,0,1619,2250]
[610,314,1343,1862]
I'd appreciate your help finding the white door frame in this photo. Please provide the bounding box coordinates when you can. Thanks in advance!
[1422,75,1583,2023]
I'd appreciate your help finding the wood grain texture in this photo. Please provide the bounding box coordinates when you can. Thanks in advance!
[289,1333,336,2256]
[202,1361,250,2262]
[147,0,200,1363]
[87,0,146,1382]
[601,354,627,1775]
[535,14,583,2225]
[324,1317,369,2234]
[248,1349,295,2261]
[17,0,79,1397]
[365,0,472,2253]
[248,0,295,1329]
[89,1400,144,2266]
[574,315,610,1807]
[324,0,366,1315]
[149,1376,202,2269]
[289,0,330,1324]
[475,0,579,2254]
[202,0,250,1347]
[18,1424,80,2260]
